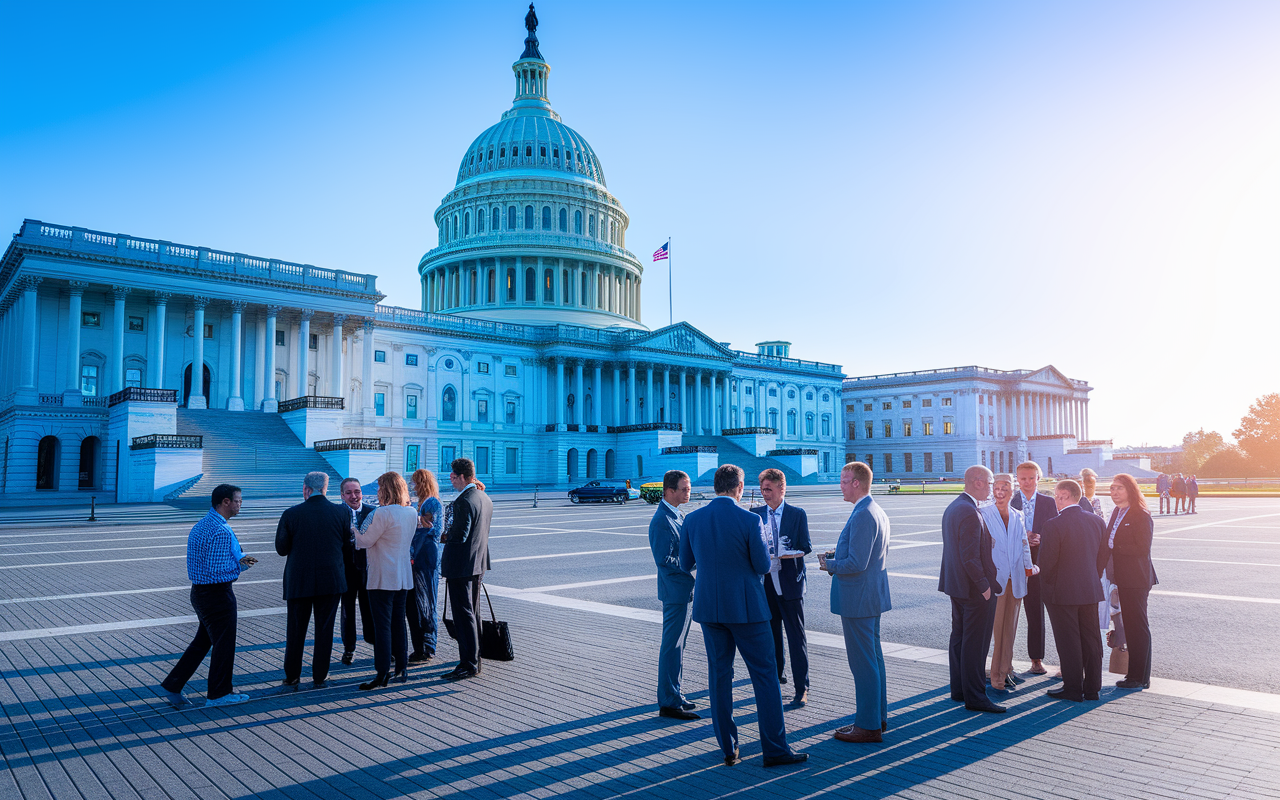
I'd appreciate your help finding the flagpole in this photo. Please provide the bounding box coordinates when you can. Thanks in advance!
[667,237,673,327]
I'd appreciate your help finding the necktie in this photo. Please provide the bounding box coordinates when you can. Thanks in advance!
[770,508,780,554]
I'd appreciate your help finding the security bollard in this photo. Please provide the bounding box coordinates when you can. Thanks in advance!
[533,486,538,508]
[88,496,97,522]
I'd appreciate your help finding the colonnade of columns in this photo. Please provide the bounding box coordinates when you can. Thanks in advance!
[544,357,730,434]
[423,257,641,321]
[987,390,1090,441]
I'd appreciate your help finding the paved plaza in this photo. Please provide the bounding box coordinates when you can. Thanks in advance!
[2,492,1279,799]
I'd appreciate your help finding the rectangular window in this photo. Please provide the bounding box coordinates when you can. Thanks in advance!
[125,368,142,388]
[805,416,814,436]
[980,417,986,435]
[822,416,830,436]
[883,422,892,438]
[81,365,99,395]
[746,385,753,395]
[924,452,933,472]
[989,416,994,435]
[902,400,912,409]
[441,445,456,471]
[848,423,857,440]
[405,444,419,473]
[865,454,873,468]
[982,450,987,467]
[506,446,518,473]
[923,421,934,436]
[309,333,318,350]
[904,453,913,473]
[903,421,912,437]
[406,395,418,419]
[823,452,830,473]
[979,394,985,405]
[406,353,418,366]
[504,364,517,377]
[477,362,490,374]
[275,329,285,346]
[882,401,892,411]
[477,399,489,422]
[863,403,872,412]
[374,392,385,416]
[942,397,952,407]
[81,311,101,328]
[922,399,932,408]
[506,401,517,423]
[476,446,490,475]
[203,324,214,339]
[128,315,144,332]
[943,421,954,435]
[944,452,954,473]
[865,421,873,439]
[374,350,386,363]
[884,453,893,473]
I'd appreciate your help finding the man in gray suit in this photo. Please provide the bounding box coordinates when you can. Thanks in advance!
[820,461,891,743]
[649,470,698,721]
[440,457,493,682]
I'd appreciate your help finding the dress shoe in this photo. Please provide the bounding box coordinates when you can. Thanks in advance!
[1084,692,1100,701]
[340,651,354,665]
[778,673,788,685]
[1115,679,1150,690]
[204,693,250,708]
[789,690,808,707]
[882,721,889,732]
[408,651,431,664]
[162,689,192,709]
[763,752,809,768]
[679,700,697,711]
[1046,689,1081,702]
[1008,673,1025,685]
[281,677,300,688]
[950,695,965,702]
[358,673,391,691]
[442,667,478,681]
[834,725,882,743]
[724,749,741,767]
[965,701,1007,714]
[658,706,700,721]
[392,670,408,684]
[311,679,332,690]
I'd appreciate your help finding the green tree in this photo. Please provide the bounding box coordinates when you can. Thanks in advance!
[1180,429,1225,472]
[1234,394,1280,475]
[1198,446,1253,478]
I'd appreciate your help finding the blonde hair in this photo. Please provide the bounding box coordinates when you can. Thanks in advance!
[1016,461,1041,477]
[411,469,440,501]
[842,460,873,486]
[1080,468,1098,479]
[993,473,1014,485]
[376,471,410,506]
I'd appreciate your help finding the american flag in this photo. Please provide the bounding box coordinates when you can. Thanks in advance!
[653,242,669,261]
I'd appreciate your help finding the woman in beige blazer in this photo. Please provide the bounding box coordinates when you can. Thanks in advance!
[354,471,418,689]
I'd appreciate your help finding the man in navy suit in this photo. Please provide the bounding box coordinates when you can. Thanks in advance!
[939,465,1004,713]
[680,465,807,768]
[1040,479,1107,702]
[1011,461,1058,675]
[751,468,812,706]
[821,461,892,743]
[649,470,698,721]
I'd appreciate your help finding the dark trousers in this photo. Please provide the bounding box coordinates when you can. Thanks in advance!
[1117,588,1152,684]
[765,582,808,692]
[368,589,409,677]
[163,582,238,700]
[1025,545,1046,660]
[407,541,442,656]
[701,621,791,760]
[340,565,375,652]
[446,575,483,672]
[1046,602,1103,700]
[948,593,996,705]
[284,593,341,684]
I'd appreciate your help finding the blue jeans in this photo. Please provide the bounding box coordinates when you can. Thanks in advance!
[657,601,692,708]
[408,540,442,655]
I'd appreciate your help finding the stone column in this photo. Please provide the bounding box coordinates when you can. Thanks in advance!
[460,366,470,422]
[17,277,42,399]
[65,282,86,394]
[111,286,131,395]
[253,310,265,409]
[593,363,602,427]
[694,371,703,435]
[330,315,346,398]
[755,379,762,427]
[555,357,565,427]
[663,368,670,423]
[188,296,209,408]
[227,300,245,410]
[360,319,375,413]
[612,364,621,426]
[152,292,171,390]
[263,305,280,411]
[711,374,721,435]
[626,362,636,425]
[645,364,654,423]
[720,373,730,432]
[574,360,584,425]
[1084,400,1090,441]
[680,370,689,431]
[298,309,313,397]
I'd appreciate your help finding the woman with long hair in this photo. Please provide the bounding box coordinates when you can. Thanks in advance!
[1101,473,1158,689]
[408,469,445,662]
[979,474,1036,690]
[354,471,417,689]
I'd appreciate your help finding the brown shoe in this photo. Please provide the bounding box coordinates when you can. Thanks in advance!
[834,725,883,743]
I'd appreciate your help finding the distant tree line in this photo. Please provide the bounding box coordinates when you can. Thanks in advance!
[1153,394,1280,477]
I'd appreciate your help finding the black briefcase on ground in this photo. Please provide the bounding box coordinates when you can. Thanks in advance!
[441,589,458,640]
[479,583,514,661]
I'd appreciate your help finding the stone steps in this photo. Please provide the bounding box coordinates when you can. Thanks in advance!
[678,435,810,484]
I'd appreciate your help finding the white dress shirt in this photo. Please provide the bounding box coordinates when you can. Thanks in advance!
[765,501,786,592]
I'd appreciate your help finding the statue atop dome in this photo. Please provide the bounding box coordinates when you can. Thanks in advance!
[521,4,543,60]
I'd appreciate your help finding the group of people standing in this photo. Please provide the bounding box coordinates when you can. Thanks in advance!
[161,457,493,708]
[942,462,1159,712]
[648,461,893,766]
[1156,472,1199,515]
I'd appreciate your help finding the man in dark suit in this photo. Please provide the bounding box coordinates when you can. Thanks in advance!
[1011,460,1058,675]
[649,469,697,721]
[275,471,350,688]
[680,465,807,768]
[822,461,892,743]
[751,468,812,707]
[939,465,1004,713]
[338,477,376,664]
[440,457,493,682]
[1040,479,1106,702]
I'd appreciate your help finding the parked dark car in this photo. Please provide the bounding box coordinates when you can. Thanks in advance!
[568,479,636,504]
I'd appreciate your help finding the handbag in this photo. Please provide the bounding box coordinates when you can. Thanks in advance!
[479,583,514,661]
[441,586,457,640]
[1108,641,1129,675]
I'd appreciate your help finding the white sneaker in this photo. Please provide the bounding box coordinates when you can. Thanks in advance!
[204,693,250,708]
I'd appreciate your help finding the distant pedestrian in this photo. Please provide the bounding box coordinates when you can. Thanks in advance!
[276,471,350,689]
[338,478,376,665]
[1102,473,1158,690]
[408,469,445,663]
[821,461,891,743]
[980,474,1035,692]
[751,468,812,707]
[440,458,494,682]
[649,469,698,721]
[1078,469,1105,518]
[1172,473,1187,514]
[1157,472,1171,515]
[160,484,256,708]
[1187,475,1199,513]
[355,471,417,689]
[1040,480,1106,702]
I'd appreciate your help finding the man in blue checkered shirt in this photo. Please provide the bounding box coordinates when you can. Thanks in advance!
[160,484,257,708]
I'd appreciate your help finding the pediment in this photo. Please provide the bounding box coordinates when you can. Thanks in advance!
[633,323,731,359]
[1020,365,1073,389]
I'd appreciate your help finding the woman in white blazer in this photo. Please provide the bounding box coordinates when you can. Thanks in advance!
[355,471,418,689]
[980,473,1036,691]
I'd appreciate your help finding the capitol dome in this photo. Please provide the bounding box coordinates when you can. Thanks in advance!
[418,6,645,330]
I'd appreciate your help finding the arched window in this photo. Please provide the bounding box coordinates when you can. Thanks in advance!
[562,269,570,303]
[463,211,470,236]
[805,413,814,436]
[588,214,596,237]
[487,147,493,160]
[442,386,457,422]
[78,435,101,489]
[580,272,587,305]
[487,269,496,303]
[500,145,506,159]
[492,207,500,230]
[506,268,516,302]
[574,210,582,234]
[788,410,797,436]
[559,208,568,232]
[542,206,552,230]
[769,409,779,429]
[452,215,458,238]
[476,210,484,233]
[745,407,755,426]
[821,414,831,436]
[543,268,554,302]
[507,206,517,229]
[36,435,60,491]
[524,267,536,301]
[524,205,534,229]
[525,145,532,157]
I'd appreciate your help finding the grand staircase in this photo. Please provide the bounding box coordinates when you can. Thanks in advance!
[678,435,811,485]
[174,409,342,500]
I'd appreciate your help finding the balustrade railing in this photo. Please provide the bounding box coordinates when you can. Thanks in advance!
[108,387,178,407]
[723,427,777,436]
[38,394,63,406]
[313,438,385,453]
[585,425,600,433]
[661,445,716,455]
[566,424,580,432]
[278,396,344,413]
[83,397,108,408]
[767,448,818,456]
[608,422,683,434]
[131,434,202,450]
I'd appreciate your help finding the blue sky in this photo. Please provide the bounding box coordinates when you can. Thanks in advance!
[4,1,1279,446]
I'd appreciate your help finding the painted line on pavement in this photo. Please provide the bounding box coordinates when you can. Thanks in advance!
[0,606,287,642]
[0,579,282,606]
[0,542,272,557]
[491,547,650,563]
[1151,589,1280,605]
[888,541,942,550]
[888,572,938,581]
[522,575,657,593]
[1157,538,1280,545]
[1155,513,1280,536]
[0,550,276,570]
[1153,557,1280,568]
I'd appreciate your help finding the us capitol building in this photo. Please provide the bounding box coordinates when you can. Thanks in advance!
[0,8,848,504]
